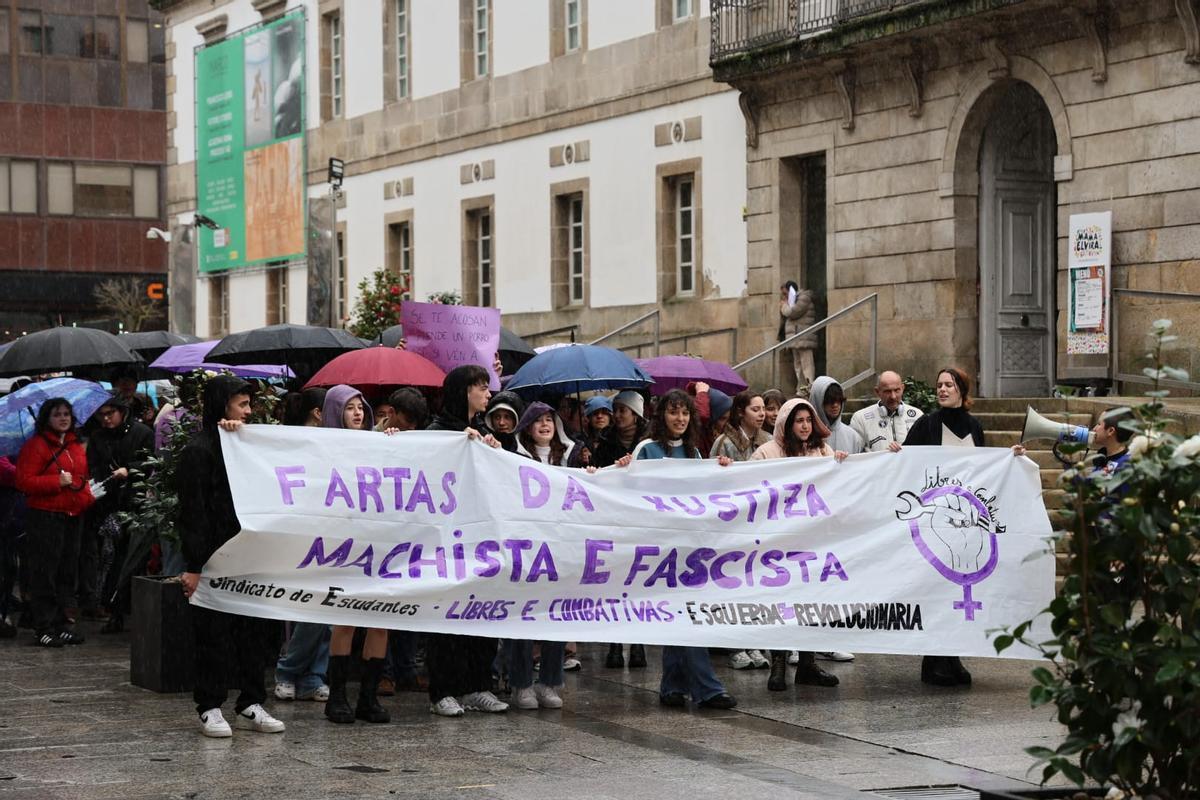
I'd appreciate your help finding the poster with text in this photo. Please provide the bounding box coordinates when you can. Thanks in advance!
[402,301,502,390]
[196,11,306,273]
[1067,211,1112,355]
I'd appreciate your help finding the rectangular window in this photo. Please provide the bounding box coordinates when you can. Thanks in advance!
[330,13,343,117]
[395,0,409,99]
[133,167,159,218]
[474,0,488,78]
[478,210,492,307]
[4,160,38,214]
[568,196,584,304]
[19,10,43,55]
[75,164,133,217]
[676,177,695,295]
[266,267,288,325]
[0,11,9,56]
[398,221,412,299]
[674,0,692,21]
[48,163,74,215]
[127,19,149,62]
[209,275,229,337]
[45,14,91,58]
[565,0,580,52]
[94,16,119,60]
[336,231,347,321]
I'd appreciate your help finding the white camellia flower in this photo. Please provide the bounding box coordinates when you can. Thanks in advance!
[1174,434,1200,461]
[1129,435,1152,459]
[1111,700,1143,739]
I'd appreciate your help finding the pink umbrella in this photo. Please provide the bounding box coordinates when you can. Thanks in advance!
[634,355,748,396]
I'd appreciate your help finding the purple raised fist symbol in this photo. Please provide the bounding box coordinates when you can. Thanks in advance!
[897,487,999,621]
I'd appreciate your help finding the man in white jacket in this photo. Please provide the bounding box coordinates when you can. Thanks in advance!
[849,371,924,453]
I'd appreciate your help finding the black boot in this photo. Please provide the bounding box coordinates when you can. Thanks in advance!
[355,658,391,723]
[794,651,839,687]
[767,650,788,691]
[628,644,647,668]
[946,656,972,686]
[324,655,355,723]
[605,643,625,668]
[920,655,959,687]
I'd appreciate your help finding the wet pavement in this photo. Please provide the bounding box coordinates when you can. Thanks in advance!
[0,622,1069,800]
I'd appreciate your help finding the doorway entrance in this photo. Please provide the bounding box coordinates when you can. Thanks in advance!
[978,82,1057,397]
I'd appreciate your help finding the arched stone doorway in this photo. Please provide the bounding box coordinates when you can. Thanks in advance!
[977,81,1057,397]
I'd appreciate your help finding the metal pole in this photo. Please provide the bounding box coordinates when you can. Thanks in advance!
[868,294,878,381]
[653,312,661,356]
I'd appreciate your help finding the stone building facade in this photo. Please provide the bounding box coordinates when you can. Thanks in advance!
[714,0,1200,396]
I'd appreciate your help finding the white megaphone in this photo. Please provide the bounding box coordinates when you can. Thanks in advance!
[1021,406,1095,465]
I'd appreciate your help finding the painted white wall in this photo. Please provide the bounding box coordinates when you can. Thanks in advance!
[588,0,655,50]
[494,0,550,77]
[410,0,460,99]
[343,0,384,119]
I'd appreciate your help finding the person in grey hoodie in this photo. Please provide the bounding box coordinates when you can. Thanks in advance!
[809,376,865,455]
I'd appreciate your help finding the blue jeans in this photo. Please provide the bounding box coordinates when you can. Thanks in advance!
[275,622,330,696]
[506,640,565,689]
[660,646,725,703]
[383,630,420,683]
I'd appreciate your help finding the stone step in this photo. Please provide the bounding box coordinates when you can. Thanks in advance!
[1040,468,1063,489]
[1042,488,1069,509]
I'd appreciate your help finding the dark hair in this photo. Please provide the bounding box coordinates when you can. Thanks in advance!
[111,365,139,383]
[762,388,785,409]
[1100,406,1136,444]
[729,390,761,428]
[937,366,973,411]
[518,410,568,466]
[648,388,698,456]
[35,398,76,434]
[781,280,799,292]
[781,401,825,457]
[821,382,845,406]
[387,387,429,429]
[284,387,327,426]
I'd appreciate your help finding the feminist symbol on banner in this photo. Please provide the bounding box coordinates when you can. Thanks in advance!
[896,476,1004,621]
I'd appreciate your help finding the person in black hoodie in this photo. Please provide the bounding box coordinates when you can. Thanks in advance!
[481,390,525,453]
[81,394,154,631]
[176,375,285,738]
[424,364,510,717]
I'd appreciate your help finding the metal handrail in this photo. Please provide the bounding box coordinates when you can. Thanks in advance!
[615,327,739,363]
[734,293,878,392]
[589,310,661,356]
[521,323,579,345]
[1111,288,1200,392]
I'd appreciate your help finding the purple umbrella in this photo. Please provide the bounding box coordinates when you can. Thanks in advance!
[149,342,294,379]
[634,355,749,396]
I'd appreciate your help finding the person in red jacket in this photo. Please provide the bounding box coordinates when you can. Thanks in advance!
[15,398,94,647]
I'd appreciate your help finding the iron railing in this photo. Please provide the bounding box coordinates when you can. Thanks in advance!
[589,310,661,356]
[521,323,579,346]
[1110,288,1200,392]
[615,327,739,364]
[734,292,878,392]
[709,0,924,61]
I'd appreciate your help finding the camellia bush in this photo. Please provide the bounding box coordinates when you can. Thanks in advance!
[996,320,1198,799]
[348,268,409,341]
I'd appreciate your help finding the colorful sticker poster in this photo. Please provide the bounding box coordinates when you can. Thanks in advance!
[196,11,306,273]
[402,301,502,390]
[1068,211,1111,269]
[1066,211,1112,355]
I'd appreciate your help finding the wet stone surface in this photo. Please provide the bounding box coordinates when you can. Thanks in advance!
[0,624,1069,799]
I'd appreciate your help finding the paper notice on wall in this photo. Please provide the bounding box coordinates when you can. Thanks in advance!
[1067,212,1112,355]
[1073,277,1103,328]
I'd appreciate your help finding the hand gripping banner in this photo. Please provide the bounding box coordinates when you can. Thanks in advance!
[192,427,1056,657]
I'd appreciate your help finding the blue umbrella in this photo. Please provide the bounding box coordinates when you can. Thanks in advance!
[0,377,112,458]
[505,344,653,398]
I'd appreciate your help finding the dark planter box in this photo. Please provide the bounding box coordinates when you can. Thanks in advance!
[977,788,1107,799]
[130,575,194,693]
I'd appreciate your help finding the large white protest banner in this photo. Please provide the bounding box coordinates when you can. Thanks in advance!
[192,427,1056,657]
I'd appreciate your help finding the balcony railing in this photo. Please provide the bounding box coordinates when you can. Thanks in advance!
[710,0,925,62]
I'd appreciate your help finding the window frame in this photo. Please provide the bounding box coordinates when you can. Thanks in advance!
[477,209,492,307]
[474,0,489,78]
[565,0,581,52]
[330,12,343,117]
[336,229,347,322]
[395,0,410,99]
[675,177,695,296]
[674,0,692,22]
[398,221,413,300]
[568,195,585,305]
[209,274,230,337]
[0,158,40,215]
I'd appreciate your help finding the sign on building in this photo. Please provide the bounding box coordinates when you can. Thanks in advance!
[195,11,306,273]
[1066,211,1112,355]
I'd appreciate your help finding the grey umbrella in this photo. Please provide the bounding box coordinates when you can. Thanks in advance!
[0,327,140,377]
[205,323,365,381]
[119,331,204,361]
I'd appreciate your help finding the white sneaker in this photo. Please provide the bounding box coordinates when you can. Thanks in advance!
[747,650,770,669]
[533,684,563,709]
[728,650,754,670]
[199,708,232,738]
[273,680,295,700]
[816,651,855,662]
[307,684,330,702]
[430,696,465,717]
[513,686,538,710]
[461,690,509,713]
[788,651,799,665]
[234,703,285,733]
[562,656,582,672]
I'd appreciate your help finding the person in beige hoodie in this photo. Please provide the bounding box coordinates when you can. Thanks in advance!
[751,397,847,690]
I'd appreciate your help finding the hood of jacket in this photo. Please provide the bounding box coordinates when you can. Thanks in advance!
[485,390,526,430]
[772,397,830,447]
[91,393,134,440]
[321,384,371,430]
[515,401,577,457]
[438,365,486,429]
[201,375,253,431]
[809,376,844,429]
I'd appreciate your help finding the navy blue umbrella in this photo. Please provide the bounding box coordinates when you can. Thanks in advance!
[504,344,653,398]
[0,377,113,458]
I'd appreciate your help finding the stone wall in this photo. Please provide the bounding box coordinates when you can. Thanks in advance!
[736,0,1200,396]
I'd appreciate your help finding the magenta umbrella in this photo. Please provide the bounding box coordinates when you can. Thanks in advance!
[148,341,294,379]
[634,355,748,396]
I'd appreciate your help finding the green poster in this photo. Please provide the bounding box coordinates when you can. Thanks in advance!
[196,12,306,273]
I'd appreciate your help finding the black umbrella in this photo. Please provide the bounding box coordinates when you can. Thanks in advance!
[119,331,204,361]
[379,324,405,348]
[206,324,365,380]
[499,327,537,376]
[0,327,140,377]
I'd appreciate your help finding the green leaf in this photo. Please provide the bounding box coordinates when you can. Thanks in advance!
[1054,759,1086,786]
[993,634,1014,653]
[1031,667,1054,686]
[1156,661,1184,684]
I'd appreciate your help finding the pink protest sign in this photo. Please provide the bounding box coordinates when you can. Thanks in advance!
[401,301,501,390]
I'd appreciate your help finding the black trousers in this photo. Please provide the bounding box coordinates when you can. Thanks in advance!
[26,509,81,635]
[425,633,496,702]
[191,605,272,715]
